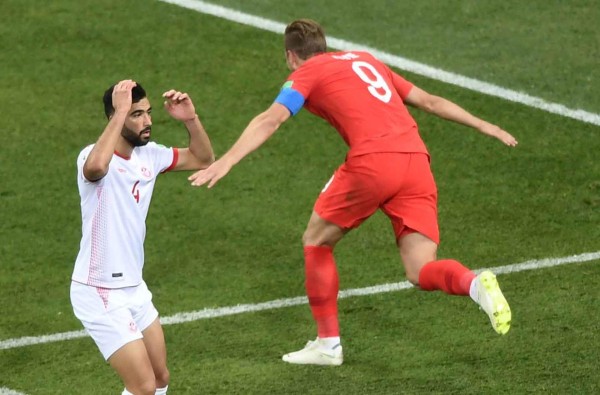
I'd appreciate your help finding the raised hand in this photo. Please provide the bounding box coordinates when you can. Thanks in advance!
[112,79,136,113]
[163,89,197,122]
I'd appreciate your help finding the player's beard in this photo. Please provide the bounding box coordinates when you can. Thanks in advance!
[122,126,151,147]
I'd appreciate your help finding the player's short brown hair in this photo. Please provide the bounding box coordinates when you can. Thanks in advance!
[284,19,327,60]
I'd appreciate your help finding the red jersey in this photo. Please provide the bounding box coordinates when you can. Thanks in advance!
[276,51,428,159]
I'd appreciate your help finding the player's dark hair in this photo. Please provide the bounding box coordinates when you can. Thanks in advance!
[284,19,327,60]
[102,83,147,119]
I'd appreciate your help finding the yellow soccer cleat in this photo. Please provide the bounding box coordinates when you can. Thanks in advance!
[474,270,512,335]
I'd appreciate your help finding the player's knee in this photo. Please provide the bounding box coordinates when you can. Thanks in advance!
[302,229,320,246]
[132,378,156,395]
[155,368,170,388]
[302,229,337,247]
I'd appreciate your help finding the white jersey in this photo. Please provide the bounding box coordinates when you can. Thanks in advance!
[72,142,177,288]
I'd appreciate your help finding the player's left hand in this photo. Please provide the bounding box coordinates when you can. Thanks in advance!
[479,123,518,147]
[163,90,197,122]
[188,157,233,188]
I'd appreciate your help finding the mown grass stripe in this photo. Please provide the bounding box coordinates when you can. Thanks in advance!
[1,251,598,351]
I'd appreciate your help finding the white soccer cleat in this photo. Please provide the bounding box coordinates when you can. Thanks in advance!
[474,270,512,335]
[282,339,343,366]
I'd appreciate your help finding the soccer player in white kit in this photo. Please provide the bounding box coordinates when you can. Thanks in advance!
[71,80,214,395]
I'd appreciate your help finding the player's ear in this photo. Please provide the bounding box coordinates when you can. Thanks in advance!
[286,50,301,70]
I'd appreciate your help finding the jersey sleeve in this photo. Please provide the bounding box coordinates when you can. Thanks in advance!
[389,70,414,99]
[161,147,179,173]
[146,142,178,174]
[77,145,97,184]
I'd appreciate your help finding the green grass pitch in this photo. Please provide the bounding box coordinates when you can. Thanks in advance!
[0,0,599,393]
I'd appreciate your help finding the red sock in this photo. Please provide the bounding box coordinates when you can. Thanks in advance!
[418,259,476,295]
[304,245,340,338]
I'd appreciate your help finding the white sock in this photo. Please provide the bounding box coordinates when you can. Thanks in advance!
[469,276,479,303]
[318,336,341,349]
[155,385,168,395]
[122,385,168,394]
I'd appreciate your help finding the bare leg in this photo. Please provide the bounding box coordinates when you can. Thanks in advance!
[109,339,155,395]
[397,232,438,285]
[302,210,347,247]
[398,232,511,334]
[141,318,170,389]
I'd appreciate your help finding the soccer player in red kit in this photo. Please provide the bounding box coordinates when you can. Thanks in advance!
[189,19,517,366]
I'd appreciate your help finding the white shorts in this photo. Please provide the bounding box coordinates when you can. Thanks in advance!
[70,280,159,360]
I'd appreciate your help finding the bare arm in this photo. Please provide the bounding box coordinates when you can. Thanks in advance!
[162,90,215,171]
[404,86,518,146]
[218,103,290,167]
[188,102,291,188]
[83,80,136,181]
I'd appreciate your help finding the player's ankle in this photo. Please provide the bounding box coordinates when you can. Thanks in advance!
[469,276,478,303]
[318,336,341,349]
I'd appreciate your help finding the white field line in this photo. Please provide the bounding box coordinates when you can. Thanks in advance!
[158,0,600,126]
[0,388,27,395]
[1,251,599,351]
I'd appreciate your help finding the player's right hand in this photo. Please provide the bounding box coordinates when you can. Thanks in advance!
[188,157,233,188]
[112,79,136,113]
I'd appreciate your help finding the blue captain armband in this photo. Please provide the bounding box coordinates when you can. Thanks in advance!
[274,87,305,116]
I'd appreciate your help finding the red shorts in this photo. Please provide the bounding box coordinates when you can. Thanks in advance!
[314,152,439,244]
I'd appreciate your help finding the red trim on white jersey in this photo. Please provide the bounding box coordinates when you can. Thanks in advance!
[114,150,131,160]
[162,147,179,173]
